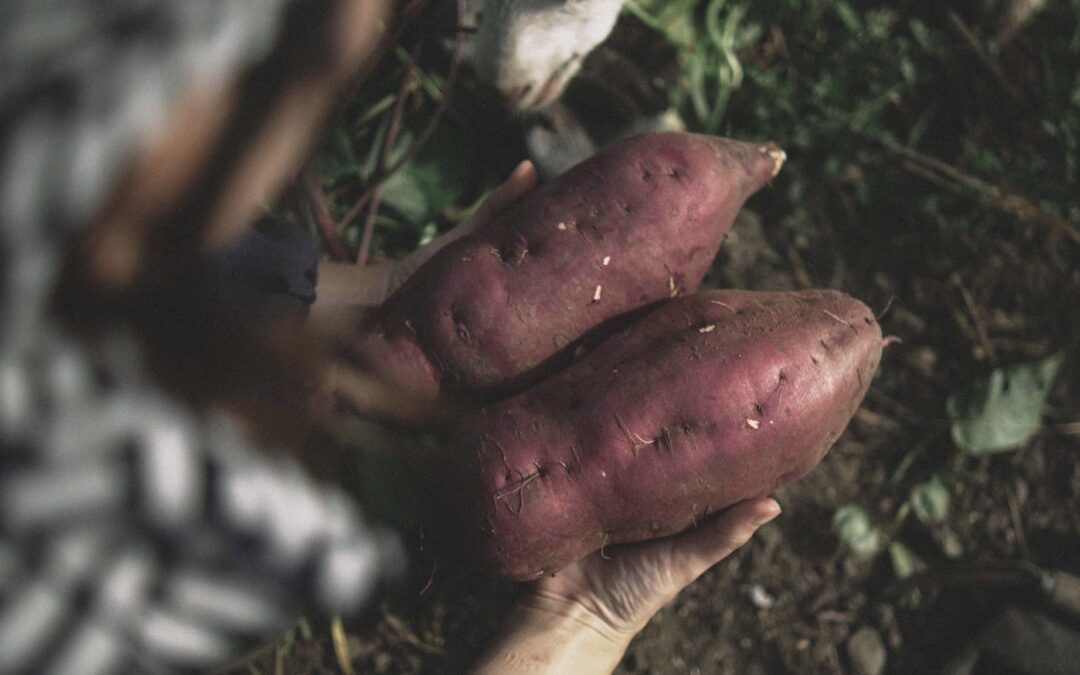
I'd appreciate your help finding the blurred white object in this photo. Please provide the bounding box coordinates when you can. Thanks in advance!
[749,584,776,610]
[463,0,625,111]
[0,2,404,672]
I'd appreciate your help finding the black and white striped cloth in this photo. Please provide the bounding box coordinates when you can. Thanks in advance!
[1,2,403,672]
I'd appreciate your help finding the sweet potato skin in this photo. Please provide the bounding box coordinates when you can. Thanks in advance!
[444,289,883,580]
[353,133,784,402]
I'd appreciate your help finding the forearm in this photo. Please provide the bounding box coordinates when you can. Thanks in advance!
[309,227,466,329]
[308,230,475,343]
[470,592,636,675]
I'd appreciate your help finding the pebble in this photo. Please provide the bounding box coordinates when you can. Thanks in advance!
[749,584,775,609]
[847,626,887,675]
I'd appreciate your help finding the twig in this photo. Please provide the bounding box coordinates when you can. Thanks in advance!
[334,186,374,241]
[377,0,465,193]
[899,159,965,196]
[303,169,351,261]
[881,139,1080,245]
[342,0,467,263]
[950,272,998,365]
[867,387,926,425]
[382,612,446,655]
[345,0,433,101]
[945,10,1025,106]
[1053,421,1080,435]
[1006,484,1031,559]
[357,41,421,265]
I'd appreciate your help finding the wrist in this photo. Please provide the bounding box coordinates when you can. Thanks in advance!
[519,588,640,644]
[470,591,635,674]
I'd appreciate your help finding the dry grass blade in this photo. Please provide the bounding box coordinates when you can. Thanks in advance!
[331,615,355,675]
[383,612,447,655]
[882,139,1080,245]
[945,10,1025,105]
[950,272,998,365]
[303,169,351,261]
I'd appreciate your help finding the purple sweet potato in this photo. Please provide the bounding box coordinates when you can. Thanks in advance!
[352,132,785,402]
[443,289,883,580]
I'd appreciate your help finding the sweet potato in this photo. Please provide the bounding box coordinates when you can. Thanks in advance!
[351,132,785,402]
[443,289,883,580]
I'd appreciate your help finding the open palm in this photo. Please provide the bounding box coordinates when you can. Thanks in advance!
[531,497,781,638]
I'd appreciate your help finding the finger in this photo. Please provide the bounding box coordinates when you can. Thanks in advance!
[493,159,540,202]
[469,159,538,226]
[313,260,396,309]
[390,160,538,289]
[669,498,781,581]
[327,360,461,428]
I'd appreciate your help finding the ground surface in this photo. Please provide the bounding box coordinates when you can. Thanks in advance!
[235,0,1079,672]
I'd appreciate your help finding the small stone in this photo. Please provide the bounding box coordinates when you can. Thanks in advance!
[939,527,965,559]
[746,418,760,429]
[847,626,886,675]
[749,584,775,609]
[602,256,611,266]
[698,324,716,333]
[557,222,567,230]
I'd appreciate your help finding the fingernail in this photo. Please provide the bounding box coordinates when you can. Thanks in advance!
[755,500,782,527]
[513,160,534,176]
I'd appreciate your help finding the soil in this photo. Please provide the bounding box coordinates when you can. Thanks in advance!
[233,3,1080,672]
[235,201,1079,673]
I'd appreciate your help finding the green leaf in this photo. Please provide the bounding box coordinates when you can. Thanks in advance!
[834,2,862,33]
[889,541,917,579]
[833,505,881,558]
[380,123,473,229]
[910,474,950,524]
[315,125,360,184]
[947,354,1064,454]
[380,165,431,225]
[417,221,439,247]
[889,541,923,607]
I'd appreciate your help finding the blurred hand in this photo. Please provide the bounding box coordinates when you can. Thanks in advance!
[471,498,781,674]
[311,159,538,321]
[310,160,538,424]
[388,159,539,293]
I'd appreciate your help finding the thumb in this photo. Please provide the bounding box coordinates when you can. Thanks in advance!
[464,159,538,231]
[391,160,538,287]
[669,498,781,583]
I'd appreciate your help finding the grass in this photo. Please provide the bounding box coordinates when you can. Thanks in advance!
[303,0,1080,267]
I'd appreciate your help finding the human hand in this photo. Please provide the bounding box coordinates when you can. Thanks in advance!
[310,160,537,423]
[310,159,538,322]
[470,497,781,674]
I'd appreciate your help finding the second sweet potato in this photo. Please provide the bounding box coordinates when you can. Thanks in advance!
[443,289,884,580]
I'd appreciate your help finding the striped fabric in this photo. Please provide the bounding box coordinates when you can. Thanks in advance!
[1,2,403,672]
